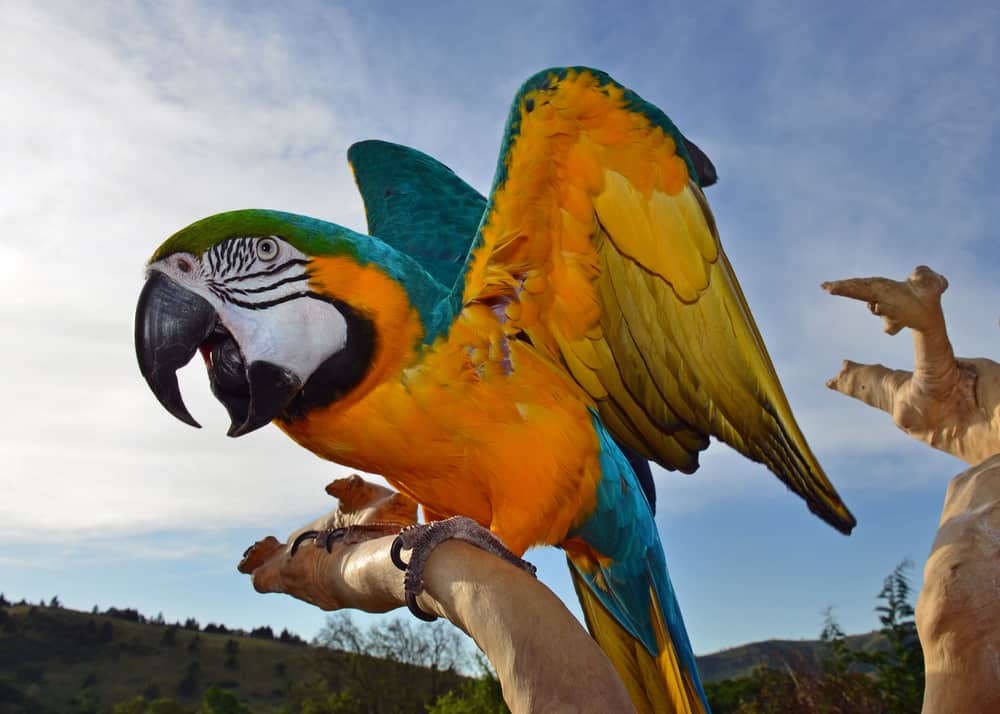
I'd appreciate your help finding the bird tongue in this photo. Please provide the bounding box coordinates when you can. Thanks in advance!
[202,326,252,430]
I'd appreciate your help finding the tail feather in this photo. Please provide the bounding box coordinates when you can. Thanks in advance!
[569,560,708,714]
[566,413,710,712]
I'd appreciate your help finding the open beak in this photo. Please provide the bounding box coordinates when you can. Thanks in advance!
[134,270,302,436]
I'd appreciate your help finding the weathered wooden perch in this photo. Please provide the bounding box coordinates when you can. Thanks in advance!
[823,265,1000,464]
[917,455,1000,714]
[825,265,1000,713]
[239,475,634,714]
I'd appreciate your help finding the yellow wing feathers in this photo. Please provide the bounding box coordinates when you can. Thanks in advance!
[466,68,855,532]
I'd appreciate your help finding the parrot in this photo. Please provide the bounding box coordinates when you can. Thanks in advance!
[134,67,856,714]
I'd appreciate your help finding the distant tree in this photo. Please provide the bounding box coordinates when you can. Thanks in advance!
[99,621,115,644]
[315,614,364,652]
[49,595,62,608]
[106,607,144,623]
[112,695,148,714]
[142,682,162,700]
[250,625,274,640]
[148,699,192,714]
[72,686,101,714]
[222,638,239,670]
[279,628,305,645]
[92,605,99,615]
[183,617,200,631]
[153,612,165,625]
[427,659,508,714]
[111,696,192,714]
[0,592,9,606]
[199,685,249,714]
[161,626,178,646]
[177,661,201,698]
[856,559,925,713]
[311,612,472,709]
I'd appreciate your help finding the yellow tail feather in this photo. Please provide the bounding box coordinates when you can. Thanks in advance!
[570,566,707,714]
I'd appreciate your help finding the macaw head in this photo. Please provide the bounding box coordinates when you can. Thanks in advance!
[134,209,433,437]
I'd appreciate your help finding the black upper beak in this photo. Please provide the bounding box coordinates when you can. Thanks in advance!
[135,269,303,436]
[135,271,216,428]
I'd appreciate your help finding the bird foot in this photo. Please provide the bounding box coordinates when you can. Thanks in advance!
[390,517,537,621]
[289,523,400,557]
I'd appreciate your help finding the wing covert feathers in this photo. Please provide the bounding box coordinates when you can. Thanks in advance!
[464,67,855,533]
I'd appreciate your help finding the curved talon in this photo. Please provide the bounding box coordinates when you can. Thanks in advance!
[405,591,438,622]
[321,527,348,552]
[390,535,409,571]
[289,530,319,557]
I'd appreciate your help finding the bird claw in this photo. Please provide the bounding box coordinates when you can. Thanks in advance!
[290,524,397,557]
[289,528,345,557]
[390,517,537,622]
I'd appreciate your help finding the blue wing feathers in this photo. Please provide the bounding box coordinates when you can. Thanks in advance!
[347,140,487,288]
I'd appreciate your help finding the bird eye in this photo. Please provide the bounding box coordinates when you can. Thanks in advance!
[256,237,279,262]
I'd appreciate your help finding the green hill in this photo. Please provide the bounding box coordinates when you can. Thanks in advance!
[0,600,885,712]
[694,631,885,683]
[0,603,464,713]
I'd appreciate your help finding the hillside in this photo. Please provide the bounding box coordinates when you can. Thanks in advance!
[0,603,464,713]
[0,601,883,712]
[695,631,885,683]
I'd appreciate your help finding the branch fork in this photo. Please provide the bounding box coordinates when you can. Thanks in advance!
[823,265,1000,463]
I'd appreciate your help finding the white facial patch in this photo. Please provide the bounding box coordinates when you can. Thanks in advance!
[217,296,348,380]
[150,237,350,384]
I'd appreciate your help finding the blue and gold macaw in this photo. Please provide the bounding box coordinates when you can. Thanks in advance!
[135,67,855,713]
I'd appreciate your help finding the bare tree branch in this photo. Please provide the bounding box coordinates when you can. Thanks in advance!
[916,454,1000,714]
[823,265,1000,464]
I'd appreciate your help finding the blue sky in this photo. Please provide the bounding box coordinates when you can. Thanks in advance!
[2,0,998,658]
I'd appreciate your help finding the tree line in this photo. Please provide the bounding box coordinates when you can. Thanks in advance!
[0,593,305,645]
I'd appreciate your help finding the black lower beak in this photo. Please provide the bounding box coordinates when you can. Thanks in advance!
[135,271,216,427]
[229,362,301,437]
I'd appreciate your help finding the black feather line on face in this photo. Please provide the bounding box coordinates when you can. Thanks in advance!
[227,273,310,295]
[230,258,309,282]
[223,290,335,311]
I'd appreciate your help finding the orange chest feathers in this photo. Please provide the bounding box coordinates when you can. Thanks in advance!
[275,257,603,554]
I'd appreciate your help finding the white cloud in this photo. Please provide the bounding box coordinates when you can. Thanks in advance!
[0,3,376,538]
[2,1,996,551]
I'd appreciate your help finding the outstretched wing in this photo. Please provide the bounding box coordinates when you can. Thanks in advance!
[348,140,487,288]
[460,67,855,533]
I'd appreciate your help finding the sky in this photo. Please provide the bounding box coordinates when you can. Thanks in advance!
[2,0,998,659]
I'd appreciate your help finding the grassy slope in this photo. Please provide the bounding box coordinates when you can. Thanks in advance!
[0,603,882,711]
[0,604,462,713]
[1,604,308,712]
